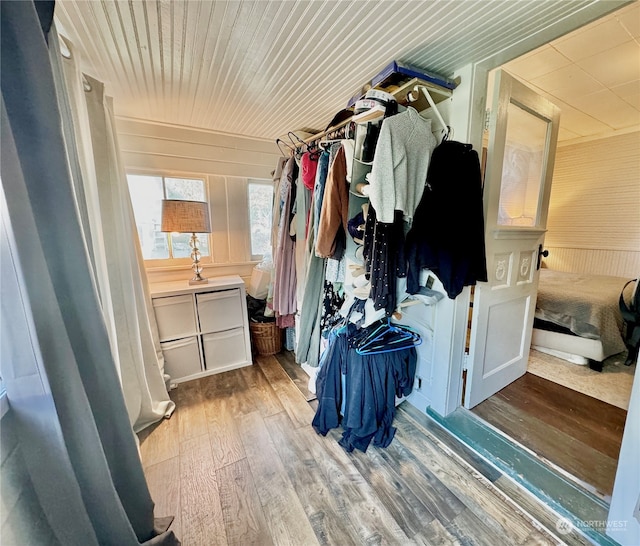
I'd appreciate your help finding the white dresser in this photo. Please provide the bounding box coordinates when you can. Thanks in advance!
[150,275,252,385]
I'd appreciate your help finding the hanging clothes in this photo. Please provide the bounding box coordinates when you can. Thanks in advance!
[313,149,331,238]
[319,280,345,335]
[315,145,349,259]
[300,150,319,190]
[320,143,347,285]
[363,206,407,315]
[270,156,288,252]
[272,156,298,327]
[325,255,346,284]
[294,155,312,309]
[295,253,327,367]
[266,156,289,318]
[312,324,417,453]
[301,149,320,239]
[405,140,488,299]
[295,203,327,367]
[367,107,437,224]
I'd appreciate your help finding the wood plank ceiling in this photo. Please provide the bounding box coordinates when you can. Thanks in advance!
[54,1,635,142]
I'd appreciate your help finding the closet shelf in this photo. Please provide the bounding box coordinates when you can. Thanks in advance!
[352,108,385,125]
[287,71,456,151]
[338,76,454,133]
[365,76,453,119]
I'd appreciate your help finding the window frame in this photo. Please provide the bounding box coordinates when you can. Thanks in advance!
[247,178,274,262]
[126,168,212,269]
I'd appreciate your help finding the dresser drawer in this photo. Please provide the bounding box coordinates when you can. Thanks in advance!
[160,336,202,378]
[202,328,247,370]
[153,294,197,341]
[196,289,244,333]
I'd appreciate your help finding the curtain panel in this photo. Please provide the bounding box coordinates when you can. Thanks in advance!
[54,42,175,432]
[0,1,179,544]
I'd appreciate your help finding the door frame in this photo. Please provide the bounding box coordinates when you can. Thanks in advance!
[430,0,631,418]
[425,1,638,541]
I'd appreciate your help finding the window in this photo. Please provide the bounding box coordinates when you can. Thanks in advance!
[248,180,273,260]
[127,175,210,261]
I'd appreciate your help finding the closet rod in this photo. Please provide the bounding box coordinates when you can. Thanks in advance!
[303,117,353,147]
[280,116,354,153]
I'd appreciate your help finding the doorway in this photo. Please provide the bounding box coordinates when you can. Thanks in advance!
[465,2,638,502]
[471,364,629,500]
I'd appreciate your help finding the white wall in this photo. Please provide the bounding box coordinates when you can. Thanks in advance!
[116,117,279,179]
[116,118,282,284]
[608,354,640,545]
[544,131,640,278]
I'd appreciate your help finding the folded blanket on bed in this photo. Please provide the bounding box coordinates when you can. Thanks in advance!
[535,269,632,359]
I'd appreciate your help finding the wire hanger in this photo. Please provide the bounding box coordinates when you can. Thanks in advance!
[288,131,308,150]
[275,138,295,156]
[353,318,421,355]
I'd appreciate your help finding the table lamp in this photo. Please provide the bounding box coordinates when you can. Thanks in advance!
[161,199,212,285]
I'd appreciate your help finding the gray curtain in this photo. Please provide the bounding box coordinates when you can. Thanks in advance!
[0,1,179,544]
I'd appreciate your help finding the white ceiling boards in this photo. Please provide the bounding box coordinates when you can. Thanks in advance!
[502,1,640,143]
[54,1,637,142]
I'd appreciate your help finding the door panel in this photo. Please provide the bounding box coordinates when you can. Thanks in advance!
[465,70,560,409]
[485,296,529,375]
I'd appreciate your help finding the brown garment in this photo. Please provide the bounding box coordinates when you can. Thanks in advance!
[315,145,349,258]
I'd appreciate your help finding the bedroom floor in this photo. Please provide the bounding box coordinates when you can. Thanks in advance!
[527,348,636,410]
[471,355,632,499]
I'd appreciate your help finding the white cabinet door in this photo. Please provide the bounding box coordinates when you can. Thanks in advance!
[202,328,247,371]
[160,336,202,378]
[153,294,198,341]
[196,289,244,333]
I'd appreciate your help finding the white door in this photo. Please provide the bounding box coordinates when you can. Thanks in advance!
[464,70,560,409]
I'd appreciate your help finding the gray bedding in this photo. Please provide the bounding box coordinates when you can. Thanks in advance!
[534,269,632,359]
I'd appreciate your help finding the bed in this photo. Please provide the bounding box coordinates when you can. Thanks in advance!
[531,269,633,370]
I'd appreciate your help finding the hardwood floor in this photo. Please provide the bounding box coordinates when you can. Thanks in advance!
[472,372,627,499]
[138,356,575,546]
[274,350,317,403]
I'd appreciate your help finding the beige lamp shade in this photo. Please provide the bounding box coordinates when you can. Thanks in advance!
[161,199,211,233]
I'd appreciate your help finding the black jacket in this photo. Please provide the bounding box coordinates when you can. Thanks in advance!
[405,140,488,299]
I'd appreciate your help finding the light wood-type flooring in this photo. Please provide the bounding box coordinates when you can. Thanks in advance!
[138,355,582,546]
[472,372,627,499]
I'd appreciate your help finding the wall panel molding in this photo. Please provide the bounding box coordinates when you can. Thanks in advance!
[118,118,278,277]
[543,247,640,278]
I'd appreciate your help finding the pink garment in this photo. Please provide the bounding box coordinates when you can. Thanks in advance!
[301,151,319,190]
[276,313,295,328]
[272,157,297,320]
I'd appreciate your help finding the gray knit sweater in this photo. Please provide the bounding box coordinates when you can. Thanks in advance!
[368,107,437,224]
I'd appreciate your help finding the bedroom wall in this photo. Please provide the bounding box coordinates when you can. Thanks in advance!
[115,118,282,284]
[543,130,640,278]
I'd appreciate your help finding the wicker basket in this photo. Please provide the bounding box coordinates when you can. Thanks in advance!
[249,321,282,355]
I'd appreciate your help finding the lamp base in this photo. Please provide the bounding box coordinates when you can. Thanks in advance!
[189,277,209,285]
